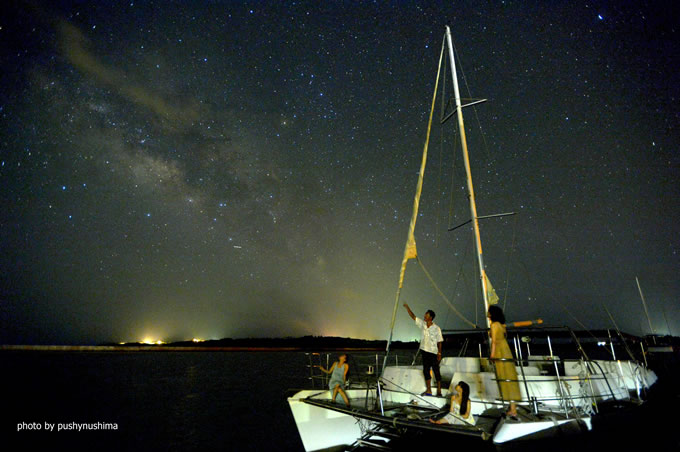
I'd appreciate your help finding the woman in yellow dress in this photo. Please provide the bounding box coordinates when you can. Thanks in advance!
[488,305,520,418]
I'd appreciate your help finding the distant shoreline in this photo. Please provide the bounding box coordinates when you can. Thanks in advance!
[0,345,389,352]
[4,333,675,353]
[0,336,416,352]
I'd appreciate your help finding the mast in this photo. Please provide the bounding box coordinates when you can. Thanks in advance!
[636,276,655,337]
[383,27,489,380]
[445,26,491,327]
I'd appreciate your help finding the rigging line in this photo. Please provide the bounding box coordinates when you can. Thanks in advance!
[602,304,637,361]
[434,54,447,246]
[377,376,440,409]
[416,256,476,328]
[447,118,460,230]
[439,49,449,124]
[459,238,480,326]
[468,235,480,326]
[469,103,492,164]
[558,302,612,358]
[558,304,599,343]
[530,185,620,335]
[662,305,673,336]
[547,212,630,345]
[443,233,474,328]
[450,37,492,163]
[502,214,519,311]
[475,251,480,326]
[442,40,464,233]
[513,255,614,358]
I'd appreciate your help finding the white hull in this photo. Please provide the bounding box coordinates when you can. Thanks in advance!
[287,389,365,452]
[385,356,655,404]
[287,356,657,450]
[287,384,593,449]
[492,416,591,443]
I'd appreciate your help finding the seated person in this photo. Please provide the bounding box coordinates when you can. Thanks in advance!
[316,354,350,406]
[429,381,475,425]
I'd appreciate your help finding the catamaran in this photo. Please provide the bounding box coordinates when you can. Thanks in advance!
[287,26,657,451]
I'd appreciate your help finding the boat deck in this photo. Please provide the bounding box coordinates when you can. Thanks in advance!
[302,396,494,439]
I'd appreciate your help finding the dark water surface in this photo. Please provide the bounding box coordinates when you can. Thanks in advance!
[3,351,309,451]
[3,350,678,451]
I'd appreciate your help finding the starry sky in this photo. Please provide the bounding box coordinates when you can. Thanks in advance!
[1,1,678,345]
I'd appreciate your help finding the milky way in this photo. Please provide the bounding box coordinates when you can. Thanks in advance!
[1,1,678,344]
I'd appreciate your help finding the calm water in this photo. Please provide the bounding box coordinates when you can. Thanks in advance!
[4,350,678,451]
[3,351,312,451]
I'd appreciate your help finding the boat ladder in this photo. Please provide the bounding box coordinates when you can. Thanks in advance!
[350,428,400,451]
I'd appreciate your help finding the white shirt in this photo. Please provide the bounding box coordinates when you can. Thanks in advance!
[443,401,476,425]
[415,317,443,355]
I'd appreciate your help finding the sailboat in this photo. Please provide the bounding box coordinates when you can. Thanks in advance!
[287,26,657,451]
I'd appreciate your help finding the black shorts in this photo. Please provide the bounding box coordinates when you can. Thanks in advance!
[422,351,441,382]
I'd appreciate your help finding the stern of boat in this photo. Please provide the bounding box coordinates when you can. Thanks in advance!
[287,389,365,452]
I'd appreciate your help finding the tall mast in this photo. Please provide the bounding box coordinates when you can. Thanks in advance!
[636,276,655,337]
[445,26,491,327]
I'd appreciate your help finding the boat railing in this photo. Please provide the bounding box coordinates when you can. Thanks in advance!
[304,349,637,424]
[305,351,417,390]
[488,352,630,419]
[305,352,331,389]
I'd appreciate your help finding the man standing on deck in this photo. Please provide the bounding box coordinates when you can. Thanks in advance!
[403,303,444,397]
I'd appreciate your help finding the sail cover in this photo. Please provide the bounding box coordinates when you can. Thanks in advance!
[483,271,499,305]
[395,42,445,290]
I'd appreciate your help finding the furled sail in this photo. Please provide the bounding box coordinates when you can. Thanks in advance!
[395,41,445,291]
[398,230,418,288]
[483,271,499,305]
[382,39,446,377]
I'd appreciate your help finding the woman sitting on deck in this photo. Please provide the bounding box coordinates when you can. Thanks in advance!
[317,354,350,406]
[429,381,475,426]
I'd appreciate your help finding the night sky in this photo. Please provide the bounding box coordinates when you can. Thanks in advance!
[1,1,678,345]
